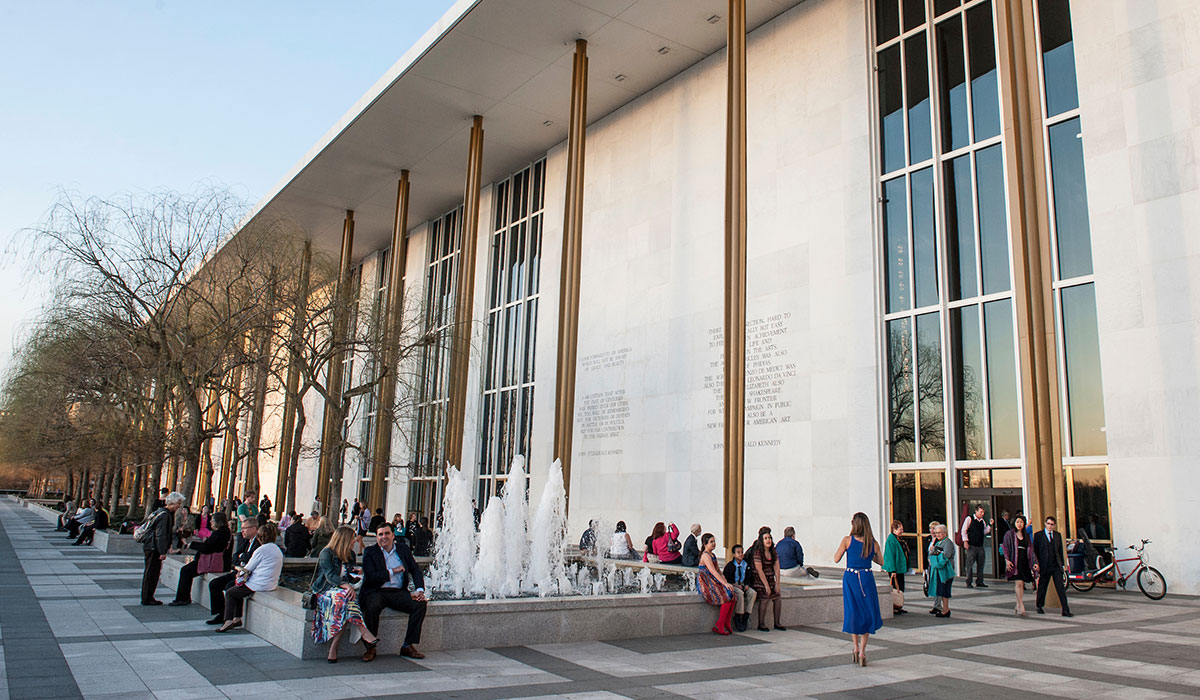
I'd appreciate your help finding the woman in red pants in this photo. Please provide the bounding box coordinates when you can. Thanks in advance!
[695,533,736,635]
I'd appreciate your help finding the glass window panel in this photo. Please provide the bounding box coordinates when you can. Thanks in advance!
[489,234,503,308]
[1071,467,1110,541]
[945,155,977,300]
[911,168,938,307]
[966,2,1000,142]
[883,176,910,313]
[876,0,900,44]
[494,182,508,231]
[976,145,1010,294]
[518,386,533,458]
[529,215,542,295]
[920,471,947,528]
[507,222,524,304]
[951,305,985,459]
[905,35,933,164]
[1048,118,1093,279]
[524,298,538,383]
[1038,0,1079,117]
[937,17,969,152]
[1061,284,1106,456]
[917,313,945,461]
[891,471,917,533]
[902,0,924,31]
[934,0,959,16]
[992,467,1022,488]
[478,394,494,475]
[959,469,990,488]
[879,45,905,174]
[533,161,545,210]
[888,318,915,463]
[984,299,1020,459]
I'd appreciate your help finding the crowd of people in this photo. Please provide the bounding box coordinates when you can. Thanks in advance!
[42,487,1080,669]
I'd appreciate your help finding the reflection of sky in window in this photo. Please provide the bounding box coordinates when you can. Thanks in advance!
[984,301,1020,459]
[1062,285,1106,456]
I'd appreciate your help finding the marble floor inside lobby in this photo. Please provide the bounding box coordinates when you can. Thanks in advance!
[2,497,1199,700]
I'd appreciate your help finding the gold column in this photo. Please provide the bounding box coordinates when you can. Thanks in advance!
[553,39,589,507]
[197,388,220,508]
[723,0,748,552]
[995,0,1065,529]
[316,211,356,515]
[276,241,312,517]
[369,172,412,513]
[443,116,485,470]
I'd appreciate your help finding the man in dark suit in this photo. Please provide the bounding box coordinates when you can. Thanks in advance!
[360,522,427,661]
[1032,515,1074,617]
[205,520,260,625]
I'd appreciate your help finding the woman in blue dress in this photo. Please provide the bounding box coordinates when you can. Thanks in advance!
[834,512,884,667]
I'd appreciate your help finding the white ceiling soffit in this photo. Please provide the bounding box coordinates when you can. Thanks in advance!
[243,0,803,258]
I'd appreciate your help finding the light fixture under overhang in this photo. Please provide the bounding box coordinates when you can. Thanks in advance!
[657,46,670,55]
[614,74,627,82]
[706,14,721,24]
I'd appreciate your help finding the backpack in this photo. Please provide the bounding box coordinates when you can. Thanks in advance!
[134,509,164,544]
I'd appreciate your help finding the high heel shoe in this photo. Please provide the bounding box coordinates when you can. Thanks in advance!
[851,650,859,664]
[859,653,867,667]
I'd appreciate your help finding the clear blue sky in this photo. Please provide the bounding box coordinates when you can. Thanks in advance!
[0,0,459,377]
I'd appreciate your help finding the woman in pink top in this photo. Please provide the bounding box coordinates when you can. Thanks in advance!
[196,505,213,540]
[644,522,682,564]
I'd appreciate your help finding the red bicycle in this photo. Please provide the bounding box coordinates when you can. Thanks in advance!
[1068,539,1166,600]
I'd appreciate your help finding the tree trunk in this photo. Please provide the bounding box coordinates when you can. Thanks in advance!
[109,457,123,516]
[129,459,143,514]
[244,357,270,497]
[177,389,204,503]
[66,471,75,502]
[286,406,306,515]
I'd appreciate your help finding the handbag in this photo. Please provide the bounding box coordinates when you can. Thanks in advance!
[197,552,224,574]
[666,537,682,554]
[299,562,321,610]
[922,567,931,597]
[890,585,904,609]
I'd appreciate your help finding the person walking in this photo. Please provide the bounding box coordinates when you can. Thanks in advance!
[1032,515,1074,617]
[835,513,884,666]
[882,520,909,615]
[310,526,379,662]
[722,543,758,631]
[1002,514,1035,615]
[749,527,784,631]
[927,523,956,618]
[140,492,183,606]
[695,533,735,635]
[960,505,992,588]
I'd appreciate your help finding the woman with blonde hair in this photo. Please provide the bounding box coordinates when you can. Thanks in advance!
[310,526,378,662]
[927,522,956,618]
[834,512,884,666]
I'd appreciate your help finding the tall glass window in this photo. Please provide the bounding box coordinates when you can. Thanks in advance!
[876,0,1018,474]
[477,161,544,504]
[410,208,462,481]
[1035,0,1106,460]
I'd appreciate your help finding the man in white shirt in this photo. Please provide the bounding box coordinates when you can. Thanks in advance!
[66,500,96,540]
[960,505,993,588]
[359,523,427,661]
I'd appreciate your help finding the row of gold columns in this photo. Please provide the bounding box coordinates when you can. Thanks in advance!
[368,172,412,513]
[994,0,1065,530]
[315,211,356,515]
[443,116,486,470]
[723,0,748,552]
[553,39,589,503]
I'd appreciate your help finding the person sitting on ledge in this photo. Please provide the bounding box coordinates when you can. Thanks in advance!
[310,526,379,662]
[310,517,334,558]
[579,519,597,554]
[284,513,311,558]
[722,543,758,632]
[359,522,427,661]
[206,520,260,624]
[368,508,387,534]
[170,511,232,605]
[695,533,736,635]
[681,523,702,567]
[216,521,283,633]
[74,503,109,546]
[66,499,95,540]
[777,526,818,578]
[412,516,433,556]
[608,521,639,560]
[57,497,76,531]
[644,522,682,565]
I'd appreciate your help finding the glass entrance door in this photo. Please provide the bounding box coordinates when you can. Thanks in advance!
[957,469,1024,578]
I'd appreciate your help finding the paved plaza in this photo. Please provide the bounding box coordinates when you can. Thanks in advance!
[2,499,1199,700]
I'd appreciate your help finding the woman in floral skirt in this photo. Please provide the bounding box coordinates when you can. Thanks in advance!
[310,526,379,662]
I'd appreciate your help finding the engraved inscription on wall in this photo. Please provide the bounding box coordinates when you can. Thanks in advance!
[578,347,631,456]
[705,312,796,449]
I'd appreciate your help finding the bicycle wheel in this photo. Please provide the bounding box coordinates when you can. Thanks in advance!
[1069,575,1095,593]
[1137,567,1167,600]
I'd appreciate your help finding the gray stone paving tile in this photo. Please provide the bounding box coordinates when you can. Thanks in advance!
[1081,639,1200,670]
[605,632,766,655]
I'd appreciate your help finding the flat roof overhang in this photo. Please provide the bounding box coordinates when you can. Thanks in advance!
[241,0,804,258]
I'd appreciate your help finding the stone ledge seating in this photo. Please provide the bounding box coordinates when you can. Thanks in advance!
[19,497,142,553]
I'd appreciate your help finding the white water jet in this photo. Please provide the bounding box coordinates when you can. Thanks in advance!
[637,566,652,594]
[526,459,569,596]
[472,495,507,597]
[499,456,528,597]
[432,464,477,597]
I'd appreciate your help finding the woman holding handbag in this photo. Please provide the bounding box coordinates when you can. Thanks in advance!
[882,520,909,615]
[926,523,956,618]
[169,511,231,606]
[1002,514,1034,615]
[309,526,379,663]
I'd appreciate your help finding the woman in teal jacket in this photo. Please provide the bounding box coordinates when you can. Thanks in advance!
[926,522,956,618]
[882,520,909,615]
